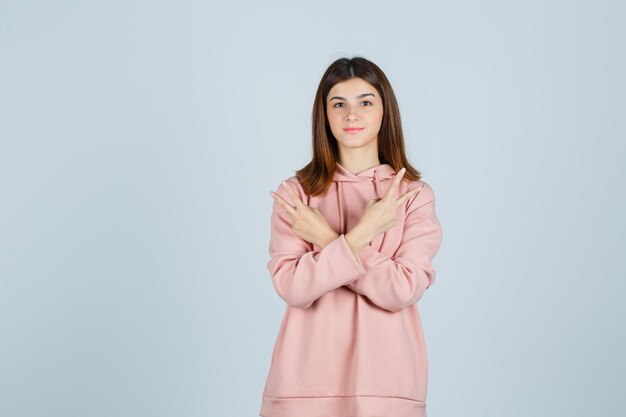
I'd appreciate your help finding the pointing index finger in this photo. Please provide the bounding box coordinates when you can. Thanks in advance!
[383,167,406,201]
[282,181,305,209]
[394,186,421,208]
[271,191,297,215]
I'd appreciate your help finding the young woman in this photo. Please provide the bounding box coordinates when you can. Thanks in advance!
[260,56,443,417]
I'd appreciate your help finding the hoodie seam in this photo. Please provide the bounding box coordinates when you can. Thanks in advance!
[262,394,425,403]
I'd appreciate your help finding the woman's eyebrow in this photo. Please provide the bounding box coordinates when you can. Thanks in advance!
[329,92,376,101]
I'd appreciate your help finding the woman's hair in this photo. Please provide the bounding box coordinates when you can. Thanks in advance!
[295,56,422,197]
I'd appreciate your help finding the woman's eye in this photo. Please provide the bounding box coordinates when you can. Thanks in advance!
[332,102,372,108]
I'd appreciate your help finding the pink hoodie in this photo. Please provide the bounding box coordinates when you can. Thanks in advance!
[260,161,443,417]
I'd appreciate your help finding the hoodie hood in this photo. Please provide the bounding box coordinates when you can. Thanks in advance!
[333,162,397,234]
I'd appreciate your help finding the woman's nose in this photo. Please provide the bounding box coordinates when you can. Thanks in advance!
[345,104,361,119]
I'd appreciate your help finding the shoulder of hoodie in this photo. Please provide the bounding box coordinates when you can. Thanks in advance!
[272,175,309,208]
[274,175,436,214]
[268,176,305,214]
[405,179,437,222]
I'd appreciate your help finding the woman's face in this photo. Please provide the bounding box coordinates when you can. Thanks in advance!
[326,77,384,152]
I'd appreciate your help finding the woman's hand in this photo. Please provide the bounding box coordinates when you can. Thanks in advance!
[353,167,421,243]
[270,181,338,248]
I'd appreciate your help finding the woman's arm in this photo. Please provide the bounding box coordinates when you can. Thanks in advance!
[266,182,367,309]
[343,183,443,313]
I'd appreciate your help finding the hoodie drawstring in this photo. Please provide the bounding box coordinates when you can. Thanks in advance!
[337,181,344,234]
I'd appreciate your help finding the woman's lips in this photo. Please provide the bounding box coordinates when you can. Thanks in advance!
[343,128,364,134]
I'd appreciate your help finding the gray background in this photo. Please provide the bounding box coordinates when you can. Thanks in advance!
[1,0,624,416]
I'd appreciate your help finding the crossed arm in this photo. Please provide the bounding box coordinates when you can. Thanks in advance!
[266,179,443,312]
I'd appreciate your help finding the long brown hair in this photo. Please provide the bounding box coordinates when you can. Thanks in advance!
[295,56,422,197]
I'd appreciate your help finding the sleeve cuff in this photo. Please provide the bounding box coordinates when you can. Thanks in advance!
[333,233,367,278]
[357,243,387,268]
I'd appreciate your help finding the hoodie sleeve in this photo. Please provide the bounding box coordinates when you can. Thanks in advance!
[344,182,443,313]
[267,179,367,309]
